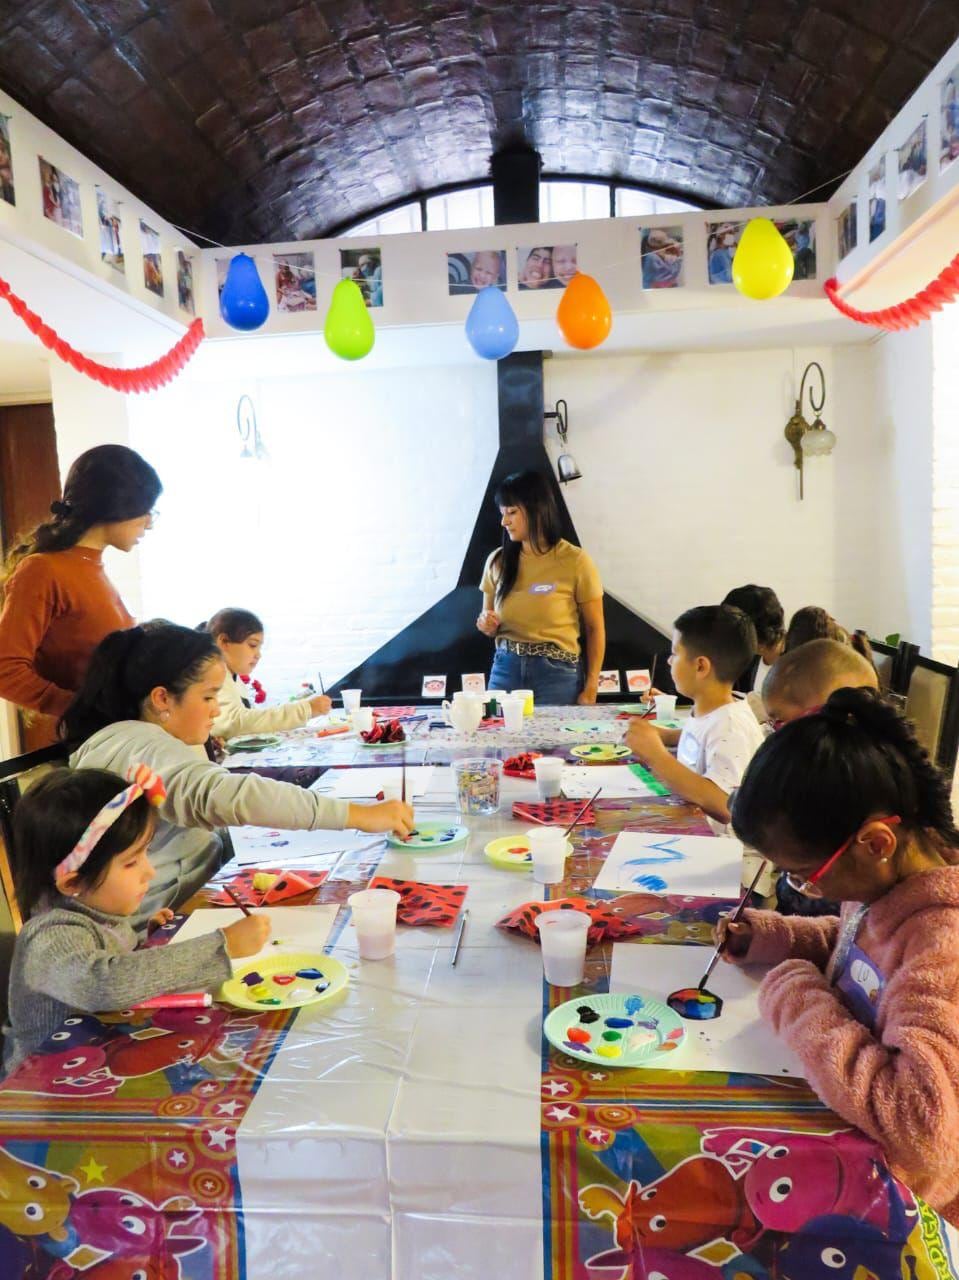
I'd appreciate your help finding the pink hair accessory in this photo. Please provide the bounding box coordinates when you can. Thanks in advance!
[55,763,166,881]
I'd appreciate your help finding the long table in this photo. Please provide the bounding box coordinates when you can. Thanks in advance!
[0,705,956,1280]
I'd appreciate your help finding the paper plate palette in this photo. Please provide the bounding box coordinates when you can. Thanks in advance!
[387,822,469,850]
[544,991,685,1067]
[220,950,349,1012]
[616,704,653,717]
[570,743,632,762]
[225,733,283,753]
[561,721,612,735]
[484,834,572,871]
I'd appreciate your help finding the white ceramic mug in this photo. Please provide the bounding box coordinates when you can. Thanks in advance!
[442,698,482,732]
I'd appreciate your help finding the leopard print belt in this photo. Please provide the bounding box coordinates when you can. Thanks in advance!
[495,637,579,665]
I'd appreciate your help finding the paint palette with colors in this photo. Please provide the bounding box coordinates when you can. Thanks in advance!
[220,950,349,1012]
[484,834,573,871]
[569,743,632,762]
[387,822,469,850]
[544,991,685,1067]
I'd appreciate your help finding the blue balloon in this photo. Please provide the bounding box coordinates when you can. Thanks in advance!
[465,286,519,360]
[220,253,269,331]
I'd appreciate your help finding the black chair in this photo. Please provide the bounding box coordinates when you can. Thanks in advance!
[0,741,73,933]
[898,650,959,774]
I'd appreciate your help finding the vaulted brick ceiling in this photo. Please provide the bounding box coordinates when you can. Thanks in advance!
[1,1,957,244]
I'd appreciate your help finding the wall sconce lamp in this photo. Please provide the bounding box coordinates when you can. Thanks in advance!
[237,393,268,461]
[783,361,836,499]
[544,398,582,483]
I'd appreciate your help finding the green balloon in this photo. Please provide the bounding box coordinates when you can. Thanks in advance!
[324,279,375,360]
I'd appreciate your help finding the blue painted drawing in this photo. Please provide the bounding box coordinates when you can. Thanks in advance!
[632,874,668,891]
[622,836,687,867]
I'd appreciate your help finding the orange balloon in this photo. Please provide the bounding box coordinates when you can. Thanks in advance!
[556,273,612,349]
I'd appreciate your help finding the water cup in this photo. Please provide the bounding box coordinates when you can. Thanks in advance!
[347,888,401,960]
[342,689,362,714]
[453,757,502,815]
[351,707,374,735]
[535,909,591,986]
[380,782,401,803]
[527,826,568,885]
[512,688,535,716]
[653,694,677,721]
[533,756,564,800]
[501,694,525,733]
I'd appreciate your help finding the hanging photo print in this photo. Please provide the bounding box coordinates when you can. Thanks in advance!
[215,256,229,299]
[340,247,382,307]
[39,157,82,236]
[707,218,816,284]
[96,187,123,271]
[941,66,959,173]
[641,225,684,288]
[176,251,194,315]
[447,249,506,295]
[0,117,14,206]
[516,244,577,290]
[140,221,163,296]
[898,118,927,199]
[868,157,886,241]
[274,250,317,312]
[837,201,857,259]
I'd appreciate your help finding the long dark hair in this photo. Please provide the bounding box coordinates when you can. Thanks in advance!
[13,768,155,919]
[732,686,959,858]
[0,445,161,598]
[202,608,264,643]
[61,624,220,743]
[491,470,563,606]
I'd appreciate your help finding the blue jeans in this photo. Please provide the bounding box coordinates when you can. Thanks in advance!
[488,648,581,705]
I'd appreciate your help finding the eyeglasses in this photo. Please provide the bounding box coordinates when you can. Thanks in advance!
[783,815,901,896]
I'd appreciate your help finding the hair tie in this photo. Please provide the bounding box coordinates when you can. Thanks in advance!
[55,763,166,881]
[49,499,72,519]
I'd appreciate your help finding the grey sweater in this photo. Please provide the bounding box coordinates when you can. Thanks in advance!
[71,720,350,928]
[3,895,232,1073]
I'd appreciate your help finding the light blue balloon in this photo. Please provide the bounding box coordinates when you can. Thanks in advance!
[220,253,269,331]
[465,286,519,360]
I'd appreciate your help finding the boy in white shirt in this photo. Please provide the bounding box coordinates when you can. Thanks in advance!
[626,604,764,838]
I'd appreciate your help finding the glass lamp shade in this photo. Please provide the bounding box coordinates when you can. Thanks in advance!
[557,452,582,483]
[801,418,836,457]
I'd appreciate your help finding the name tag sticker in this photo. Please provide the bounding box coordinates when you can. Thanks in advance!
[529,583,556,595]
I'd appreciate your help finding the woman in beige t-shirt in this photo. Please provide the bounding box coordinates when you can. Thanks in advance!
[476,470,605,705]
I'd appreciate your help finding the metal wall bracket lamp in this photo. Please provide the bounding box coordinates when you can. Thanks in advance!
[783,361,836,499]
[544,398,582,483]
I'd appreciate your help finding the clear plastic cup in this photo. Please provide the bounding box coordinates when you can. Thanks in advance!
[533,756,564,800]
[351,707,374,735]
[347,888,401,960]
[342,689,362,713]
[453,757,502,815]
[527,826,568,884]
[501,695,525,733]
[653,693,677,720]
[535,909,591,986]
[512,688,535,716]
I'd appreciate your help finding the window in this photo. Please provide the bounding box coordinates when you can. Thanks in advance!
[425,186,494,231]
[614,188,699,217]
[540,180,610,223]
[341,202,422,238]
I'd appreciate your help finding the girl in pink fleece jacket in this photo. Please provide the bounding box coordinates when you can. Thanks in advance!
[722,686,959,1222]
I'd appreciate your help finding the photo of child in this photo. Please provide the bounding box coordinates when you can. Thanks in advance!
[868,158,886,241]
[340,248,383,307]
[516,244,578,290]
[215,256,229,298]
[447,249,507,295]
[140,220,163,296]
[898,119,927,200]
[706,221,739,284]
[707,218,816,284]
[96,187,123,271]
[776,219,817,280]
[641,225,684,288]
[39,157,82,237]
[0,118,14,206]
[941,68,959,173]
[274,251,317,312]
[176,251,194,315]
[837,202,857,260]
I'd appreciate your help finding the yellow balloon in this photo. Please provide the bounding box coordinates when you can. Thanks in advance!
[324,279,375,360]
[732,217,795,300]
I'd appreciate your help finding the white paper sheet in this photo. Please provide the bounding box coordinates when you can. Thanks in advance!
[225,826,371,868]
[311,766,434,799]
[170,906,340,968]
[561,765,660,799]
[592,830,744,897]
[610,942,806,1078]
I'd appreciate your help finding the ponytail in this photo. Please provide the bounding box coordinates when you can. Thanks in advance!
[61,624,219,743]
[732,686,959,855]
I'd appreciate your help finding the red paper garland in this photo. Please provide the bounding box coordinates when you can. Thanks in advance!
[824,251,959,331]
[0,274,205,393]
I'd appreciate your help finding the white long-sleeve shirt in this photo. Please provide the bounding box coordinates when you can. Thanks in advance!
[212,672,315,741]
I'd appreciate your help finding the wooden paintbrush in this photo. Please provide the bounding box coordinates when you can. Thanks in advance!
[561,787,601,838]
[223,884,254,917]
[695,860,767,992]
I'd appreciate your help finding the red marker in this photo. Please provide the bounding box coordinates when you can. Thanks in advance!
[131,993,212,1010]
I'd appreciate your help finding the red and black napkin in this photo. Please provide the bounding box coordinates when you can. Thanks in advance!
[369,876,468,927]
[512,799,597,826]
[207,867,328,907]
[496,896,647,946]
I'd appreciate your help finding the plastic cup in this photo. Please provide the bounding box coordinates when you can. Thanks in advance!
[535,909,591,986]
[527,826,568,884]
[342,689,362,713]
[380,782,401,803]
[653,694,677,720]
[351,707,374,735]
[533,756,564,800]
[501,695,525,733]
[512,688,535,716]
[347,888,400,960]
[453,756,502,815]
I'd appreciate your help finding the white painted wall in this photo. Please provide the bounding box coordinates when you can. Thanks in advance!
[933,302,959,663]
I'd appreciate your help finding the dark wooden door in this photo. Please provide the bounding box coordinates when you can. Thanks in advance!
[0,403,60,751]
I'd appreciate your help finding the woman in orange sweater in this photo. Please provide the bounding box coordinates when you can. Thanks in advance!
[0,444,161,734]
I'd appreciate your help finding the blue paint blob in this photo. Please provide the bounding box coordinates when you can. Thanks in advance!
[604,1016,632,1029]
[632,874,668,891]
[295,968,325,980]
[624,996,644,1015]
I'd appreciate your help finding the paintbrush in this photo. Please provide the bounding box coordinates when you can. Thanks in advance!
[318,671,325,695]
[450,908,469,966]
[561,787,602,839]
[694,859,767,992]
[401,748,406,804]
[223,884,255,917]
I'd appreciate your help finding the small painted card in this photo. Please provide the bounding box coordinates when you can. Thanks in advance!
[591,830,744,897]
[625,668,651,695]
[597,669,621,694]
[422,674,447,698]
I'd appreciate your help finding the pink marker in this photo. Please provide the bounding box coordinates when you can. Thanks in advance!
[131,993,212,1010]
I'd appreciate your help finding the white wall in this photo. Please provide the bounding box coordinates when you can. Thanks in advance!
[933,302,959,663]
